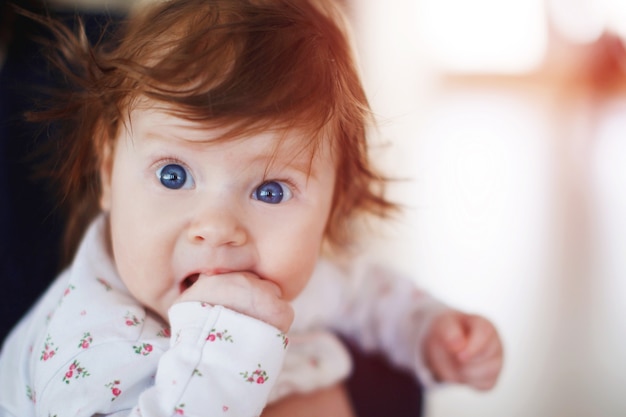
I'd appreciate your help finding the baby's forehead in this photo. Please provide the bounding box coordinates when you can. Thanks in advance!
[124,105,333,164]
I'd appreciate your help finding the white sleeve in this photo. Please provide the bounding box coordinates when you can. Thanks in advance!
[316,258,450,389]
[35,303,287,417]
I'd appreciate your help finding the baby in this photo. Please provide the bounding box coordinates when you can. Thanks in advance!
[0,1,503,416]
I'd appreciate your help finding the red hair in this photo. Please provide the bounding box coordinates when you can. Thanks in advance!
[28,0,397,262]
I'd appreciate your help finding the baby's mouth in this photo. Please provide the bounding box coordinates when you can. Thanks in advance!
[180,273,200,293]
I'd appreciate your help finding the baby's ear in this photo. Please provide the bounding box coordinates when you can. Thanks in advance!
[99,140,114,211]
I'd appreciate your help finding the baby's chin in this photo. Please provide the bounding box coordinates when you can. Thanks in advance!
[144,300,178,326]
[148,307,171,326]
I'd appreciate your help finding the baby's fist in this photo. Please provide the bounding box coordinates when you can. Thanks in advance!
[176,272,294,333]
[423,310,503,390]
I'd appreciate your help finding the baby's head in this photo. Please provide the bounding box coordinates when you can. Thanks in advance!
[41,0,395,316]
[50,0,394,258]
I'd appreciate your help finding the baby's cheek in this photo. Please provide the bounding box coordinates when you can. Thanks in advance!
[262,229,322,300]
[282,263,317,301]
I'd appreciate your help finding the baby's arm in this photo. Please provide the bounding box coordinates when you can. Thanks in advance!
[135,302,289,416]
[322,259,502,389]
[34,303,287,417]
[31,271,291,417]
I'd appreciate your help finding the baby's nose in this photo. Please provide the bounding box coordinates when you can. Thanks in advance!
[187,203,248,247]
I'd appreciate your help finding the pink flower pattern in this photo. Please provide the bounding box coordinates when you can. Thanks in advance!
[174,403,185,415]
[277,333,289,349]
[133,343,154,356]
[124,312,143,327]
[40,334,58,362]
[105,380,123,401]
[96,277,113,291]
[78,332,93,349]
[206,328,233,343]
[62,360,90,384]
[157,326,171,338]
[26,385,36,404]
[36,305,275,411]
[63,284,75,297]
[240,365,269,385]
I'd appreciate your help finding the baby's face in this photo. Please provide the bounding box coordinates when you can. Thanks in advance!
[99,106,336,322]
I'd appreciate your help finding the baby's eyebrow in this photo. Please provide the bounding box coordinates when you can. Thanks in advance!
[253,154,318,180]
[143,128,320,179]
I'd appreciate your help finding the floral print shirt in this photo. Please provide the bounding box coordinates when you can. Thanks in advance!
[0,215,447,417]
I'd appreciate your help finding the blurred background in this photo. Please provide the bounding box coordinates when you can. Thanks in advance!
[1,0,625,416]
[348,1,626,417]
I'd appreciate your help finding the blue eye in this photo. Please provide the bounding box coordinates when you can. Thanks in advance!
[157,163,193,190]
[253,181,292,204]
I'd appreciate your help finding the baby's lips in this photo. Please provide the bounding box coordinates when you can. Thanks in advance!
[180,270,232,292]
[179,273,200,293]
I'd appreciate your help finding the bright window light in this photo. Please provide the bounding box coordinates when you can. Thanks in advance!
[547,0,606,44]
[417,0,547,74]
[606,0,626,40]
[548,0,626,44]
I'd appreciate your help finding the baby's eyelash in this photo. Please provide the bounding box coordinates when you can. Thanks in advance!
[265,177,299,193]
[152,157,189,170]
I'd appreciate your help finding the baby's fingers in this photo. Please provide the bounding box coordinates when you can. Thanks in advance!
[245,278,294,333]
[431,310,467,354]
[177,272,294,333]
[468,331,503,365]
[459,356,503,390]
[426,339,462,384]
[458,315,501,362]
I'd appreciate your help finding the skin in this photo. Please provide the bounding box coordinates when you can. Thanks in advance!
[424,310,504,390]
[99,106,336,332]
[262,383,355,417]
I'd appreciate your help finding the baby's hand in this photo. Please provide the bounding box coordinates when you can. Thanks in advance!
[175,272,294,333]
[423,310,503,390]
